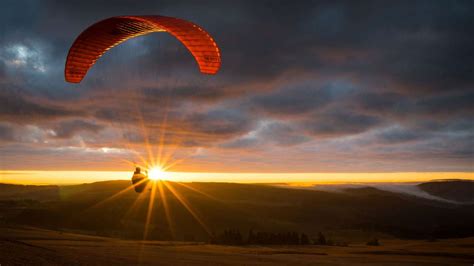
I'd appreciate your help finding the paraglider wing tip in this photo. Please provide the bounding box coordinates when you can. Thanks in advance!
[201,69,219,75]
[65,78,81,84]
[65,67,84,83]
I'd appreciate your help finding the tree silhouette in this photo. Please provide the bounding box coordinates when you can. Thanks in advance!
[247,229,256,244]
[366,238,380,246]
[316,232,327,245]
[300,233,310,245]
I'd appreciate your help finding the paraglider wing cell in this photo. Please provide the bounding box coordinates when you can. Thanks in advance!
[65,15,221,83]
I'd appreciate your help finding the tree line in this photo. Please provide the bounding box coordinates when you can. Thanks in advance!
[209,229,350,246]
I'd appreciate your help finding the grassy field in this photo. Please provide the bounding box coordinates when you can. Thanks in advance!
[1,180,473,265]
[1,226,473,265]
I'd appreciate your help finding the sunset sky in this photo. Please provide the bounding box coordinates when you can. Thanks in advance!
[0,1,473,184]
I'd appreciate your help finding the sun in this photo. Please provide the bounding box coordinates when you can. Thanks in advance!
[148,166,167,181]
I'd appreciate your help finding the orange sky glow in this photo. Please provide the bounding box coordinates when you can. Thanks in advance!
[1,170,472,185]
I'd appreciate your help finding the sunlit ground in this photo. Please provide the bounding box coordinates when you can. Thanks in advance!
[1,170,473,185]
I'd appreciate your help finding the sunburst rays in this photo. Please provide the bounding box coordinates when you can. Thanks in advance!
[157,180,176,239]
[90,93,218,246]
[143,180,158,240]
[162,181,211,235]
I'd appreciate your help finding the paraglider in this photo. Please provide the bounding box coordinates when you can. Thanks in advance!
[64,15,222,193]
[131,166,149,193]
[65,15,221,83]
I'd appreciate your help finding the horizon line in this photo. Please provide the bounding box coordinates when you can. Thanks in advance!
[1,170,472,186]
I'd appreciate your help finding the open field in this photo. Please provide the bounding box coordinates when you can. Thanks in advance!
[1,180,473,265]
[1,180,473,241]
[1,226,473,265]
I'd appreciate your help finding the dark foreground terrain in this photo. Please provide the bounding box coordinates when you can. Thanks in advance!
[0,179,473,265]
[1,179,473,240]
[1,226,473,265]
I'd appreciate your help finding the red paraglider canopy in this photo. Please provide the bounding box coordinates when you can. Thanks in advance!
[65,15,221,83]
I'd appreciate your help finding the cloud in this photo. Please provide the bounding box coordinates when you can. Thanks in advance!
[352,90,474,120]
[181,109,255,141]
[1,43,47,73]
[248,84,335,117]
[302,110,382,138]
[0,88,81,123]
[376,126,424,144]
[0,123,15,142]
[140,85,239,104]
[258,122,310,146]
[51,119,104,138]
[0,61,5,80]
[0,0,473,171]
[221,121,310,149]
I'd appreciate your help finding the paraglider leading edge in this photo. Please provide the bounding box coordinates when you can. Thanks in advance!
[64,15,221,83]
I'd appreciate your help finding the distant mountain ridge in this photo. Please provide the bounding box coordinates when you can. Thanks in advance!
[418,179,474,203]
[296,179,473,203]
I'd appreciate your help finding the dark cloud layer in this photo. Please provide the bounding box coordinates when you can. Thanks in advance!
[249,85,334,117]
[0,0,473,171]
[52,120,104,138]
[0,88,81,123]
[302,110,382,138]
[0,123,15,142]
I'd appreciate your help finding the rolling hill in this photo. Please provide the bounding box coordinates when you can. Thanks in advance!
[0,180,473,242]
